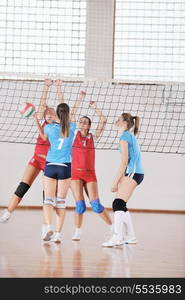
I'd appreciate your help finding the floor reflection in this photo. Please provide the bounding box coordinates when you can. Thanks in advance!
[40,242,63,277]
[39,242,135,278]
[97,245,135,277]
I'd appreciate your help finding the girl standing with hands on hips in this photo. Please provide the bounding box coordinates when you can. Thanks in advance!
[34,90,86,243]
[102,113,144,247]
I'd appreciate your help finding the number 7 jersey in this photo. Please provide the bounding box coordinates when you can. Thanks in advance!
[44,122,76,163]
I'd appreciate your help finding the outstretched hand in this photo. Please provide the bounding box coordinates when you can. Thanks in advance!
[111,183,118,193]
[44,79,53,87]
[89,101,96,109]
[54,79,63,86]
[80,90,86,98]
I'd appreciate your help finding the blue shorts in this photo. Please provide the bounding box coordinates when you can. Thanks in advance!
[44,162,71,180]
[125,173,144,185]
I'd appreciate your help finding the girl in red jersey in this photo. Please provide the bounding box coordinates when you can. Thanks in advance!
[0,79,63,223]
[71,101,112,241]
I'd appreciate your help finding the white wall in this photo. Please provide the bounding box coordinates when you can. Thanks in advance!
[0,142,184,211]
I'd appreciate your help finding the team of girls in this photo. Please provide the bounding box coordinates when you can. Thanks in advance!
[0,79,144,247]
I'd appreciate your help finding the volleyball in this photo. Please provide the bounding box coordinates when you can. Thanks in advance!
[19,102,35,117]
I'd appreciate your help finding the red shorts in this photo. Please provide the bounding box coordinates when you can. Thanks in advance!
[28,154,46,171]
[71,169,97,183]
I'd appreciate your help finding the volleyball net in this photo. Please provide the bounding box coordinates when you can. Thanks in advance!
[0,0,184,154]
[0,78,184,154]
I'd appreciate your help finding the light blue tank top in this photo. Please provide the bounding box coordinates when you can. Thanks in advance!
[120,131,144,174]
[44,122,76,163]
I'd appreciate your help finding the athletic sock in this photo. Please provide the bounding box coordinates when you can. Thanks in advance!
[113,211,124,241]
[124,211,136,239]
[75,227,81,234]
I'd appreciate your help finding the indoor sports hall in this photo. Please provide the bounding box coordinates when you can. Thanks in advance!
[0,0,184,278]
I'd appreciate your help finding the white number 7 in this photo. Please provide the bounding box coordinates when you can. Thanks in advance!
[57,138,64,150]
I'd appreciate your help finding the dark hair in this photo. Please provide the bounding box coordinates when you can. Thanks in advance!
[121,113,140,135]
[56,103,70,137]
[81,116,91,126]
[81,116,91,133]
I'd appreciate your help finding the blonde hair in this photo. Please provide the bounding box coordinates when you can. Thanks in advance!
[43,107,55,121]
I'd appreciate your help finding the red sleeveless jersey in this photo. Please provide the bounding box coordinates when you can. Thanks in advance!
[34,121,50,156]
[72,131,95,171]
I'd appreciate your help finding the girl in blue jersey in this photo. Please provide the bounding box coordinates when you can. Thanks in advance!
[34,90,86,243]
[102,113,144,247]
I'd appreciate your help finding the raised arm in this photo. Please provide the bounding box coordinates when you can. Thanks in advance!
[36,79,53,120]
[55,79,64,104]
[33,113,48,141]
[70,90,86,123]
[89,101,107,140]
[111,140,128,192]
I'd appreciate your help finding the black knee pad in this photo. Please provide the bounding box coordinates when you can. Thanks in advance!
[112,198,128,212]
[14,182,30,198]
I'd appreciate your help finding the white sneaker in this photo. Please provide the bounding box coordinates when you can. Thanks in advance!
[50,232,61,243]
[123,237,137,244]
[72,229,81,241]
[102,234,123,247]
[0,209,11,223]
[41,224,54,241]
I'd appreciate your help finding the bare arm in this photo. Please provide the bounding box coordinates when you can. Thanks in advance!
[36,79,53,120]
[89,101,107,140]
[111,140,128,192]
[70,90,86,122]
[55,79,64,104]
[33,114,48,141]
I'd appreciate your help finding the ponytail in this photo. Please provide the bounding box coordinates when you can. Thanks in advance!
[56,103,70,138]
[132,116,140,136]
[122,113,140,135]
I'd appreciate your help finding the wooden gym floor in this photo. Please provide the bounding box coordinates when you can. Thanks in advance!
[0,208,184,278]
